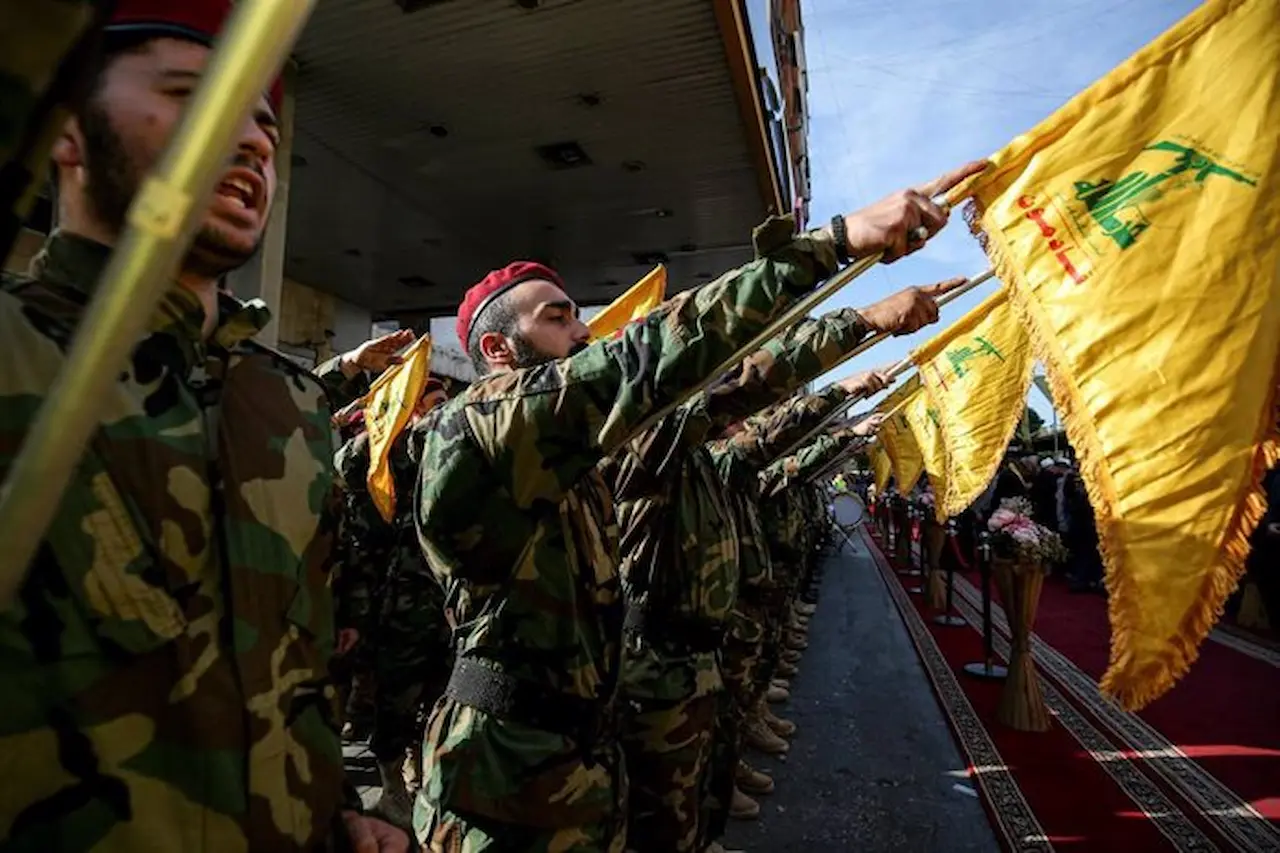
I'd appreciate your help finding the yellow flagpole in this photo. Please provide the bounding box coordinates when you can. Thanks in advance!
[0,0,319,608]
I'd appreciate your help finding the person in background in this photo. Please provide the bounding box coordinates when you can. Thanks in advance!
[0,2,413,850]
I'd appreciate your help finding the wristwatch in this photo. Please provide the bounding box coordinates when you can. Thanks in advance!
[830,214,850,265]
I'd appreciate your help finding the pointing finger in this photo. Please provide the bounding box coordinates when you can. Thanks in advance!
[917,276,971,299]
[914,159,990,200]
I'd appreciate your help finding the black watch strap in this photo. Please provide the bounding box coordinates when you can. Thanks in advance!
[830,215,850,265]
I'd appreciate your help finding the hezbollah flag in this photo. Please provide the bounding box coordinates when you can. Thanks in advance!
[901,387,951,523]
[871,441,892,493]
[363,335,433,522]
[912,288,1035,521]
[874,375,926,493]
[953,0,1280,709]
[586,266,666,339]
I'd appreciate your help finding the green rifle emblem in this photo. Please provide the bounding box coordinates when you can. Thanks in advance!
[1073,140,1255,250]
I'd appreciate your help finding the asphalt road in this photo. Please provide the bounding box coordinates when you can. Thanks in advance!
[722,533,998,853]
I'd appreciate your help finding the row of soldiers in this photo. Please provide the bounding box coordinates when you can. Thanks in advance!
[0,2,987,852]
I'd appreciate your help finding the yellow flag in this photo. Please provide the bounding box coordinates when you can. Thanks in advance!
[875,375,926,493]
[364,335,433,522]
[586,266,667,339]
[900,385,951,522]
[912,288,1035,521]
[871,441,892,493]
[955,0,1280,709]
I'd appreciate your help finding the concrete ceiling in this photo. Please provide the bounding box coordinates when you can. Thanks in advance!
[284,0,777,321]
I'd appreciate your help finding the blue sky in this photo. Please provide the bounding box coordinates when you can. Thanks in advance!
[787,0,1201,418]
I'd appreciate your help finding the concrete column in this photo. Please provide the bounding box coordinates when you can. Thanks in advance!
[228,61,297,347]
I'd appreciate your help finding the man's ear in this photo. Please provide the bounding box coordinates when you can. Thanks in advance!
[51,115,86,172]
[478,330,513,369]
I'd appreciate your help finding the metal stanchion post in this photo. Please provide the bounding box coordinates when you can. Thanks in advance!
[932,518,967,627]
[963,531,1008,680]
[904,502,924,593]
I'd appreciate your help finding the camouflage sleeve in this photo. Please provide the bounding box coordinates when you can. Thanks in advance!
[760,428,866,497]
[314,355,370,411]
[728,385,849,468]
[422,217,839,517]
[701,307,869,430]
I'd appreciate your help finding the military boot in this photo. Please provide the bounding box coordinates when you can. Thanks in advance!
[729,785,761,820]
[770,677,791,691]
[785,631,808,652]
[762,706,796,738]
[766,682,790,703]
[706,841,746,852]
[373,757,413,827]
[735,759,775,795]
[777,659,799,678]
[794,600,817,617]
[744,714,789,755]
[781,649,803,665]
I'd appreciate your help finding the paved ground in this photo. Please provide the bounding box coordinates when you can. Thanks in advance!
[344,532,998,851]
[722,533,997,852]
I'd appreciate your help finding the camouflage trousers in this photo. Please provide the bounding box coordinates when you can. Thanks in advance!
[698,692,739,847]
[415,803,627,852]
[371,574,451,762]
[619,693,718,853]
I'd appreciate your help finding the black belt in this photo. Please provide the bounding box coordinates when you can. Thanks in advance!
[445,658,607,750]
[624,607,725,654]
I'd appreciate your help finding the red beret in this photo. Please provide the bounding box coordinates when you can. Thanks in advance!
[106,0,284,114]
[456,261,565,351]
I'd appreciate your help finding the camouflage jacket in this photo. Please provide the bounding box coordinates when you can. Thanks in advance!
[708,385,851,590]
[761,429,866,567]
[0,233,356,852]
[409,216,838,828]
[333,430,447,655]
[606,306,867,701]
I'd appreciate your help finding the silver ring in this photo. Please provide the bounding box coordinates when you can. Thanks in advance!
[909,225,929,243]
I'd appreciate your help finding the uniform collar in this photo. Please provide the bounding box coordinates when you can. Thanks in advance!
[32,230,272,361]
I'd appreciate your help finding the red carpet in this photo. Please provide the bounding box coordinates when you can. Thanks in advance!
[858,524,1280,853]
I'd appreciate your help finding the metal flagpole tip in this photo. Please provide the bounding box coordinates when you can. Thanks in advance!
[932,614,967,627]
[962,661,1009,681]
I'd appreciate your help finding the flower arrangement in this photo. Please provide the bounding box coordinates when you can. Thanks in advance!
[987,497,1067,565]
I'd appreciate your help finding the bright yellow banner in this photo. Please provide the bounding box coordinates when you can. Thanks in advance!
[587,266,666,339]
[912,288,1034,522]
[871,442,892,493]
[875,374,926,494]
[954,0,1280,709]
[365,335,433,522]
[900,385,951,522]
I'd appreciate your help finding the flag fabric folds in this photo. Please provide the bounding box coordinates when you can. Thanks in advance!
[874,374,927,494]
[871,441,892,494]
[953,0,1280,709]
[364,335,433,522]
[912,288,1035,522]
[586,265,667,339]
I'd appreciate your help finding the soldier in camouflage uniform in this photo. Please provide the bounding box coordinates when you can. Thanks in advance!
[604,283,954,852]
[334,380,452,828]
[0,3,414,850]
[407,160,984,853]
[701,393,890,826]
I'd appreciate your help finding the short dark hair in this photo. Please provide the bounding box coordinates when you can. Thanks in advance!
[466,289,519,375]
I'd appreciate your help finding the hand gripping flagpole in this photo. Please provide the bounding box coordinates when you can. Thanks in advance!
[776,268,996,461]
[0,0,319,609]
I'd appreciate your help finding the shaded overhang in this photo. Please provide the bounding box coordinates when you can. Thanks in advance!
[285,0,785,322]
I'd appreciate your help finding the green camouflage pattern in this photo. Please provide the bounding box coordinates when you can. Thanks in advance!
[617,693,718,853]
[334,431,450,762]
[408,215,837,842]
[0,233,355,852]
